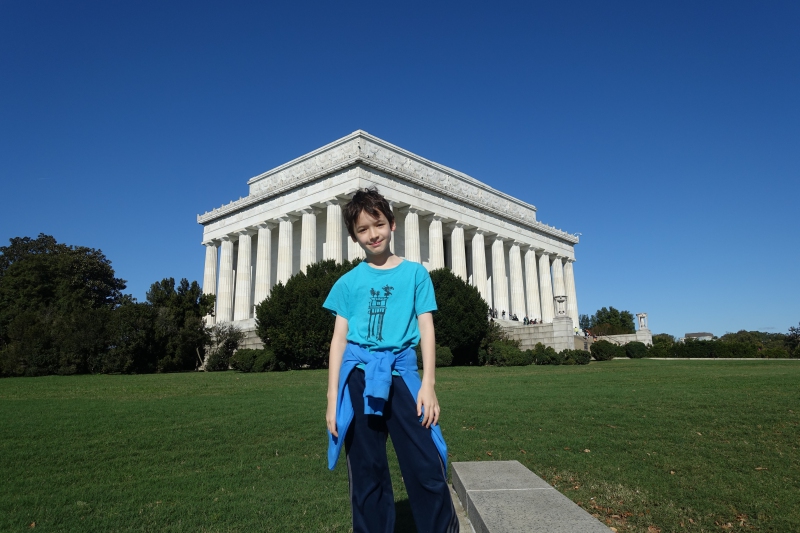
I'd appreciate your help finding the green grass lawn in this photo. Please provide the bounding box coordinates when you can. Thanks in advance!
[1,360,798,532]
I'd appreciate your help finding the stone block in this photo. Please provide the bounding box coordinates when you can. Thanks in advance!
[452,461,612,533]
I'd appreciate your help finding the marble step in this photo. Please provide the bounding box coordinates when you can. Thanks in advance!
[451,460,613,533]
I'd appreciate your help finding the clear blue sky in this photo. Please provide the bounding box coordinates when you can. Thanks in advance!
[2,1,798,339]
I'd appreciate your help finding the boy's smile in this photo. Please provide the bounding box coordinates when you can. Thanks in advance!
[353,210,395,260]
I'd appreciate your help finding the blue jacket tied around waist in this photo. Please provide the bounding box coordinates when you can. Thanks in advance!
[327,343,448,472]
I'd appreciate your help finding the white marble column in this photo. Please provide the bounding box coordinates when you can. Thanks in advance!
[428,216,444,270]
[491,238,509,316]
[524,248,542,321]
[552,256,566,298]
[388,201,396,254]
[234,231,254,321]
[324,201,342,263]
[202,241,218,325]
[217,236,235,323]
[348,236,366,261]
[404,208,421,263]
[450,224,467,281]
[538,251,554,323]
[471,231,489,303]
[276,216,294,285]
[299,208,317,274]
[253,223,273,308]
[564,259,579,328]
[508,242,525,318]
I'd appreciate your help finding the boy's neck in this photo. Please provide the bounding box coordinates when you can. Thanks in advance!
[365,252,402,269]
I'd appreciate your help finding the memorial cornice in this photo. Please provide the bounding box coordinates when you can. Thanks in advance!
[198,130,579,244]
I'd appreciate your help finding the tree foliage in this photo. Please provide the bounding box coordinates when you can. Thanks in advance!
[255,259,359,370]
[625,341,648,359]
[590,339,618,361]
[428,268,489,365]
[0,234,215,376]
[586,307,635,335]
[0,234,126,376]
[146,278,214,372]
[205,323,245,371]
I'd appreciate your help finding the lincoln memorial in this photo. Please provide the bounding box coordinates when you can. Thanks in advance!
[198,130,580,348]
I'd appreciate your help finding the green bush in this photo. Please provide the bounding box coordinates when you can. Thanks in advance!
[435,345,453,367]
[590,340,617,361]
[561,349,591,365]
[255,259,359,370]
[254,349,278,371]
[205,323,244,371]
[428,269,489,365]
[759,347,790,359]
[532,343,562,365]
[231,348,278,372]
[625,341,648,359]
[415,344,455,368]
[230,349,259,372]
[489,341,533,366]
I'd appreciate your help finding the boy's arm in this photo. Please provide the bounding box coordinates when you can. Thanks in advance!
[326,315,349,438]
[416,312,440,428]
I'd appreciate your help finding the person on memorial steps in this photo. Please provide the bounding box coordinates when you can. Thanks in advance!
[324,187,459,533]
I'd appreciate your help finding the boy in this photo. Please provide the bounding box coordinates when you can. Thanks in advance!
[323,187,459,533]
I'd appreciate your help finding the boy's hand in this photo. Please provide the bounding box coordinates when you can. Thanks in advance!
[416,382,440,428]
[326,398,338,438]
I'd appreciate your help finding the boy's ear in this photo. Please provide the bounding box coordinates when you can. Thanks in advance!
[390,220,397,232]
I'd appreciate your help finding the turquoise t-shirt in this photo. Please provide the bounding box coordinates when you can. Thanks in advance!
[323,260,437,353]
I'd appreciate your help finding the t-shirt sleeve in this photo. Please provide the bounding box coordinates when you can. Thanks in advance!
[414,266,438,316]
[322,276,350,319]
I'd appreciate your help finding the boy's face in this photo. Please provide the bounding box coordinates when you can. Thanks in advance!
[352,209,395,259]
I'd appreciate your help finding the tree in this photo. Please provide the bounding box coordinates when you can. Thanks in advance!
[146,278,214,372]
[205,323,245,371]
[0,234,126,376]
[428,268,489,365]
[586,307,635,335]
[579,314,590,330]
[104,302,159,374]
[788,323,800,356]
[256,259,359,370]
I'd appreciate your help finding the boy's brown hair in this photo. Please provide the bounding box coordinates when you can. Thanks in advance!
[343,187,395,240]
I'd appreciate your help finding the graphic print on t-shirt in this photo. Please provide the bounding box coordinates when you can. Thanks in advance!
[367,285,394,341]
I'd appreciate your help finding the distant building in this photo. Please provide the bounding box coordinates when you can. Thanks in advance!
[681,332,714,342]
[197,130,581,349]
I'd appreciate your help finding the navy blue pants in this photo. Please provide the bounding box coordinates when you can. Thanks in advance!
[345,369,459,533]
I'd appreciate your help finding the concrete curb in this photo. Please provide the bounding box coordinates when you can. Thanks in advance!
[451,461,612,532]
